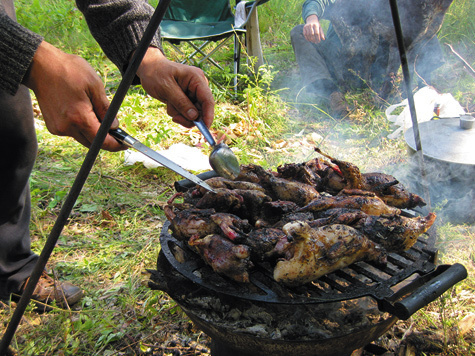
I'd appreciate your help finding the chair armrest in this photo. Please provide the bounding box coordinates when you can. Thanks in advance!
[235,0,270,29]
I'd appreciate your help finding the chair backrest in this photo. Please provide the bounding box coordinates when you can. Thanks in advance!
[164,0,235,23]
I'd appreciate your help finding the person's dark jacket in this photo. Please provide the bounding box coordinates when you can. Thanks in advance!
[0,0,162,95]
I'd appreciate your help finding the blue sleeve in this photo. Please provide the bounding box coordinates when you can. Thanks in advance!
[301,0,335,22]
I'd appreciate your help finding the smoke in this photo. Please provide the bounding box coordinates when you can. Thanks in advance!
[384,152,475,224]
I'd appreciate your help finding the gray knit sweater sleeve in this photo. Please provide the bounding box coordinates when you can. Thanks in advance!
[0,1,162,95]
[0,5,43,95]
[76,0,163,75]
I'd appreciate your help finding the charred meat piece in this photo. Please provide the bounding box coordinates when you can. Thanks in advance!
[233,189,272,222]
[315,148,364,190]
[210,213,252,241]
[308,209,367,228]
[196,188,244,213]
[315,148,426,209]
[236,164,320,206]
[189,234,253,283]
[165,204,251,242]
[272,212,315,228]
[262,200,300,216]
[362,173,426,209]
[164,207,217,241]
[267,176,320,206]
[236,228,291,262]
[277,160,323,187]
[355,212,437,252]
[197,176,266,195]
[299,191,401,216]
[255,200,302,227]
[234,164,274,185]
[273,222,387,286]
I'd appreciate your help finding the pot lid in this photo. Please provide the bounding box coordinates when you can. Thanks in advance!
[404,118,475,166]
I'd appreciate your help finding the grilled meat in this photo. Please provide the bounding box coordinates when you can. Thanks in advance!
[267,176,320,206]
[197,176,266,195]
[165,207,217,241]
[274,222,387,286]
[255,200,312,228]
[189,234,253,283]
[165,155,437,286]
[237,164,320,206]
[277,160,323,187]
[196,188,244,212]
[210,213,252,241]
[299,190,401,216]
[362,173,426,209]
[315,148,426,208]
[233,189,272,222]
[236,228,291,261]
[355,212,437,252]
[308,209,366,228]
[235,164,273,185]
[315,148,364,190]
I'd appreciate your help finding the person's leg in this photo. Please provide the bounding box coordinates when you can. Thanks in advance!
[0,86,39,300]
[290,24,336,93]
[291,24,348,117]
[0,0,83,307]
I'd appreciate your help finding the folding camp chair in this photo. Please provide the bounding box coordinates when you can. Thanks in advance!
[160,0,268,92]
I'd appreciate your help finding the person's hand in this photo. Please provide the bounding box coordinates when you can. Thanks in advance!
[23,41,125,152]
[136,47,215,128]
[303,15,325,44]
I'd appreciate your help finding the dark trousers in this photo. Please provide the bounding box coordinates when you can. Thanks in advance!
[290,24,339,90]
[0,0,38,300]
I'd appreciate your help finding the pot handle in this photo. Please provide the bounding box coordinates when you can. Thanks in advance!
[380,263,467,320]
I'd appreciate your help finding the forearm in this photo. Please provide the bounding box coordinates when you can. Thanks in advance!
[302,0,334,22]
[76,0,162,74]
[0,6,43,95]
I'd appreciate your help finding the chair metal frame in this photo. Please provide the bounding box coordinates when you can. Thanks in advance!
[160,0,267,92]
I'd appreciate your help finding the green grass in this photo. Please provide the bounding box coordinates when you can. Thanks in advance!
[2,0,474,355]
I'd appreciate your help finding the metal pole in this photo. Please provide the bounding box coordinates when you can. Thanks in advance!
[388,0,431,211]
[0,0,171,354]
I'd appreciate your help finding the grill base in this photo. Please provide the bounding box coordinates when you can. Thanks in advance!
[150,251,398,356]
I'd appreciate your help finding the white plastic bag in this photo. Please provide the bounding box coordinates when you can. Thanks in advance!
[124,143,212,171]
[385,86,465,139]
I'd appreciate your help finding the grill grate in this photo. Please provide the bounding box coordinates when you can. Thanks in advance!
[161,221,434,302]
[159,219,467,319]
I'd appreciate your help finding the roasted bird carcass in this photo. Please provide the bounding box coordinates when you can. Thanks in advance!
[273,221,387,286]
[308,208,437,252]
[196,176,266,195]
[165,204,251,241]
[232,189,272,223]
[189,234,253,283]
[276,159,323,187]
[254,200,313,228]
[210,213,252,241]
[237,164,320,206]
[164,207,217,241]
[354,212,437,252]
[308,208,367,228]
[299,190,401,216]
[361,173,426,209]
[195,188,244,212]
[235,227,292,262]
[315,148,426,209]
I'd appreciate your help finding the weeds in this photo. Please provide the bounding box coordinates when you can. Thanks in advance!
[2,0,474,355]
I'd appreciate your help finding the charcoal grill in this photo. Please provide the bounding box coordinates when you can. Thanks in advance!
[157,220,465,319]
[150,215,467,356]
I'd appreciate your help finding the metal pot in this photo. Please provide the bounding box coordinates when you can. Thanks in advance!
[404,118,475,223]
